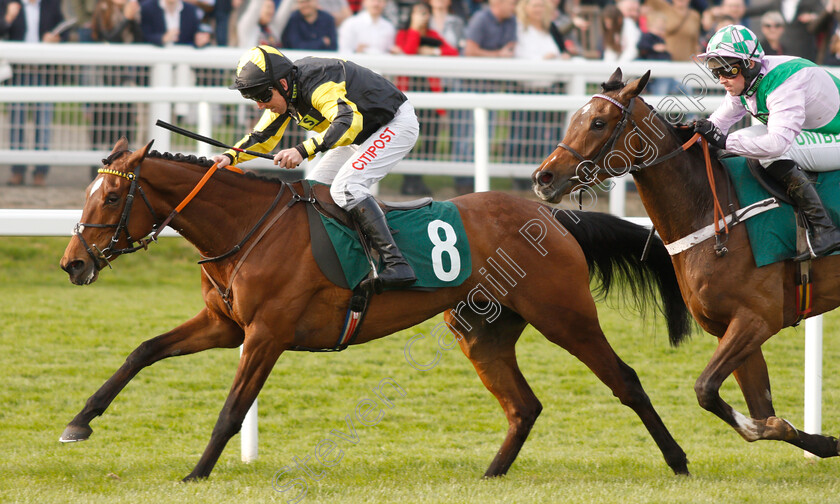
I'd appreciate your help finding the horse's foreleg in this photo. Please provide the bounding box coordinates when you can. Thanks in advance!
[61,308,243,443]
[184,328,285,481]
[445,309,540,478]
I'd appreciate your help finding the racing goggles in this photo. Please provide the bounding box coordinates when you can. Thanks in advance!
[240,86,274,103]
[709,64,742,80]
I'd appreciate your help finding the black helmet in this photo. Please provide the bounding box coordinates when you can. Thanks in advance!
[229,46,295,91]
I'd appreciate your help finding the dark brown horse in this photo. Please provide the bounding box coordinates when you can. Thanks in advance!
[59,138,692,481]
[533,68,840,458]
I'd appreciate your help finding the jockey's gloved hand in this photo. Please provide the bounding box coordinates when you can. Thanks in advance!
[693,119,728,150]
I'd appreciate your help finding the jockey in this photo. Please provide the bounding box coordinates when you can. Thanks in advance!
[213,45,418,289]
[693,24,840,260]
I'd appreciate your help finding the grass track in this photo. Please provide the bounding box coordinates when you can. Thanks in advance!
[2,237,840,503]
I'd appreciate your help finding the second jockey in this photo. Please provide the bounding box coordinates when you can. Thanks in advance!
[693,24,840,260]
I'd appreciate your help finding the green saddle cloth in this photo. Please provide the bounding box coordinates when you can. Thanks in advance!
[721,157,840,267]
[319,200,472,289]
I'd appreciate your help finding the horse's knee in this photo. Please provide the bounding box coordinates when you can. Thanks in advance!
[694,379,718,412]
[124,340,155,367]
[507,400,542,436]
[209,408,243,442]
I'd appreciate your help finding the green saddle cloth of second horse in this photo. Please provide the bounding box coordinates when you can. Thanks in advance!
[721,156,840,267]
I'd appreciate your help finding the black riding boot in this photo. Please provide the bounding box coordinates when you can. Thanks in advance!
[766,160,840,260]
[349,197,417,291]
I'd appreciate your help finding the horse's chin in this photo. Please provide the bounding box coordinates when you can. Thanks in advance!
[533,178,572,204]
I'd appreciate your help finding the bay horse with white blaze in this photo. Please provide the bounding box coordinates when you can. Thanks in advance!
[60,138,692,481]
[533,68,840,458]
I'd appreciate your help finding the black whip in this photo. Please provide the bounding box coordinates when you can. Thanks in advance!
[155,120,275,161]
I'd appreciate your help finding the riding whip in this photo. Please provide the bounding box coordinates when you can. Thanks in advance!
[155,120,275,161]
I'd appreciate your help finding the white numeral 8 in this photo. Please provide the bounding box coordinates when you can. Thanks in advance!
[427,220,460,281]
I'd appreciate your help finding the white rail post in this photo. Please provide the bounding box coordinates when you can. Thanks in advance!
[474,107,490,192]
[240,345,258,462]
[150,63,173,153]
[609,175,627,217]
[197,102,213,158]
[804,315,823,459]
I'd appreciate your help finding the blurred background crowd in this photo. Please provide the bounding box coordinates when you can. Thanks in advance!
[6,0,840,64]
[3,0,840,193]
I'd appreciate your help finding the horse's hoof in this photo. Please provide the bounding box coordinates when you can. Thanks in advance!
[182,473,207,483]
[672,465,691,476]
[60,424,92,442]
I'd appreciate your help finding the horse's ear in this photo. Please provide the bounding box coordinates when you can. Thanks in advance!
[111,137,129,155]
[601,68,624,91]
[139,139,155,158]
[124,140,155,169]
[619,70,651,100]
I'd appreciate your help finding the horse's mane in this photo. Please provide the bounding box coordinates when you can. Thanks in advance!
[102,149,284,185]
[636,98,718,217]
[148,150,216,168]
[102,150,130,166]
[600,78,624,93]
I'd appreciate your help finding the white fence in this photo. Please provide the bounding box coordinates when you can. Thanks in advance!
[0,42,823,460]
[0,42,728,193]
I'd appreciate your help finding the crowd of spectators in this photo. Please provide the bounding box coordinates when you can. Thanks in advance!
[5,0,840,187]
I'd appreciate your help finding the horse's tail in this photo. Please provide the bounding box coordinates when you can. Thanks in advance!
[556,209,692,347]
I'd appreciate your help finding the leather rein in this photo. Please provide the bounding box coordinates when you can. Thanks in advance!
[557,93,730,255]
[74,156,287,271]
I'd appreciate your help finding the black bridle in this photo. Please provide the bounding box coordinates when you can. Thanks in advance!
[557,91,731,255]
[558,94,638,175]
[74,157,161,270]
[75,153,296,275]
[557,93,695,181]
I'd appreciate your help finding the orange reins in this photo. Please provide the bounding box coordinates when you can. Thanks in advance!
[681,133,730,244]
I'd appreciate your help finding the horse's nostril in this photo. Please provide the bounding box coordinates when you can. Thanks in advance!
[537,172,554,187]
[62,260,85,274]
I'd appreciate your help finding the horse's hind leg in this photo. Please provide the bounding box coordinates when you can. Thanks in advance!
[732,348,775,420]
[730,349,828,452]
[444,307,538,478]
[523,304,689,475]
[61,308,243,443]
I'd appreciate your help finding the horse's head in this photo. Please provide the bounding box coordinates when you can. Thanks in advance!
[60,138,157,285]
[532,68,651,203]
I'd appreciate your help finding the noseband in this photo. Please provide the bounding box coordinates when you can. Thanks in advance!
[74,159,161,270]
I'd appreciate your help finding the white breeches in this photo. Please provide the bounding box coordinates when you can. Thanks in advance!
[307,101,420,209]
[739,124,840,172]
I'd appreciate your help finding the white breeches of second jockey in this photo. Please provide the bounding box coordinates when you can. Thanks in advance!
[308,101,420,209]
[738,124,840,172]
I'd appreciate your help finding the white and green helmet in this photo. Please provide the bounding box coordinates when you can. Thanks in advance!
[699,24,765,64]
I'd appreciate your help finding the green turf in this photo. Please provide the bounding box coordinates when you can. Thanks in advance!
[2,237,839,503]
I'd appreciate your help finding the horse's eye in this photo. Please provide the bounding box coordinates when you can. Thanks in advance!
[105,193,121,205]
[592,119,607,130]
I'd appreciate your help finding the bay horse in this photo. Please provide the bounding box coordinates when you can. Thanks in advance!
[533,68,840,458]
[59,137,692,481]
